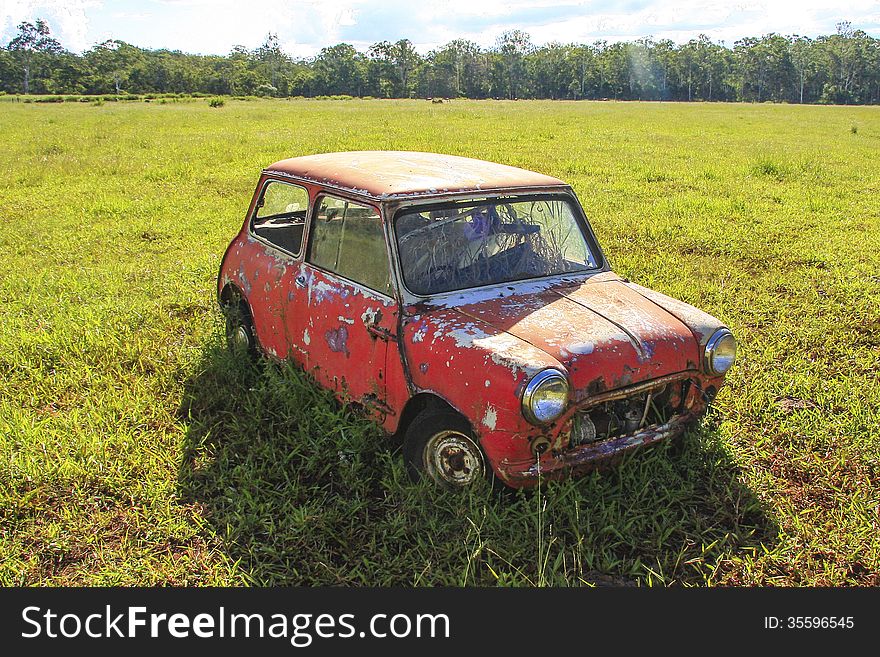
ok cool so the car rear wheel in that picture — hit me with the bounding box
[224,296,257,358]
[404,409,489,488]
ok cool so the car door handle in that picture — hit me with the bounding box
[366,323,397,341]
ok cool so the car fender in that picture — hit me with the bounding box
[400,308,563,436]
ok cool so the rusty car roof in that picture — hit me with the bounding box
[264,151,567,200]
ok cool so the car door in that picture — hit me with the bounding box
[245,177,312,362]
[302,194,398,416]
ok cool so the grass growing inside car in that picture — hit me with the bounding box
[1,98,878,586]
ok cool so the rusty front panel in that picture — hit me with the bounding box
[265,151,567,200]
[401,309,559,437]
[448,274,701,400]
[491,372,716,487]
[622,281,726,347]
[496,412,697,487]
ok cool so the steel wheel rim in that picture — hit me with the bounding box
[424,430,485,487]
[230,324,250,351]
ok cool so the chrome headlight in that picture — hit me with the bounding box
[704,329,737,375]
[522,369,570,425]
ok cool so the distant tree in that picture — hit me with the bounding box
[368,39,420,97]
[391,39,420,97]
[0,49,16,93]
[285,62,315,97]
[625,38,658,100]
[709,42,736,101]
[676,38,700,101]
[529,42,578,99]
[495,30,533,99]
[6,19,63,94]
[366,42,392,96]
[597,41,628,99]
[254,33,287,94]
[314,43,366,96]
[223,45,258,95]
[790,36,816,103]
[865,34,880,103]
[568,44,597,99]
[652,39,675,98]
[84,40,145,94]
[436,39,482,97]
[736,34,795,102]
[676,35,731,101]
[420,46,454,98]
[200,55,236,95]
[817,22,875,104]
[43,51,87,94]
[446,40,488,98]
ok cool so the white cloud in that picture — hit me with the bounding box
[1,0,100,50]
[2,0,878,55]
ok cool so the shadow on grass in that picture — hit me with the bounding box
[178,340,778,586]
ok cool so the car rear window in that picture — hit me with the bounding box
[251,180,309,256]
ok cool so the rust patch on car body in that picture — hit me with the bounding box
[325,326,350,357]
[622,281,723,348]
[500,411,698,484]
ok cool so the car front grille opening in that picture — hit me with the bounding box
[569,381,687,448]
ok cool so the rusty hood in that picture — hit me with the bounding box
[437,274,703,399]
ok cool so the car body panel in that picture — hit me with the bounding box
[300,265,397,413]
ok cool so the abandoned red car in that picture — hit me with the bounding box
[217,151,736,489]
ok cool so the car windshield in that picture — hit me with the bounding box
[395,196,600,295]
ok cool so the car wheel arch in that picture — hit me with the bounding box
[220,282,246,308]
[220,283,260,324]
[393,391,472,442]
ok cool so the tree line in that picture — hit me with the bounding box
[2,19,879,104]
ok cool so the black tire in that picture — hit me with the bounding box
[403,409,490,488]
[223,295,257,358]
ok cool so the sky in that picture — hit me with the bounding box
[1,0,879,57]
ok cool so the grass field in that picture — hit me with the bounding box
[1,98,878,586]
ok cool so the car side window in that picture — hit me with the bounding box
[251,180,309,256]
[308,195,392,296]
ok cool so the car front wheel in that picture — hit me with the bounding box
[404,409,490,488]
